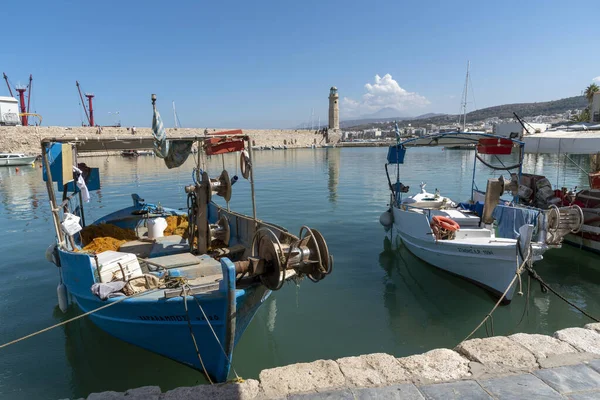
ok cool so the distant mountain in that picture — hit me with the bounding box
[413,112,446,120]
[362,107,407,119]
[343,95,587,130]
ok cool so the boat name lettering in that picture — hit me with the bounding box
[457,248,493,255]
[138,315,219,322]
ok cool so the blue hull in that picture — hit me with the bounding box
[58,246,270,383]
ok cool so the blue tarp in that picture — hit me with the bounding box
[458,201,484,217]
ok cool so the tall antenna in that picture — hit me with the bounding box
[310,107,314,130]
[318,116,321,130]
[458,60,470,132]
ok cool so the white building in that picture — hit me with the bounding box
[363,128,382,138]
[0,96,20,126]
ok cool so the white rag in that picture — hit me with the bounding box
[73,166,90,202]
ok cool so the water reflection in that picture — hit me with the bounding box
[0,163,45,221]
[325,149,340,204]
[60,306,205,398]
[0,148,598,399]
[378,237,500,346]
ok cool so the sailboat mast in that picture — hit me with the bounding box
[460,61,470,132]
[172,101,178,129]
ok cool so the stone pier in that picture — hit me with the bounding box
[0,126,327,155]
[81,323,600,399]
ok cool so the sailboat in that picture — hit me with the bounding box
[445,61,476,150]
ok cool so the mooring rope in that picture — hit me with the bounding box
[525,266,600,322]
[459,241,532,344]
[181,287,214,384]
[460,272,520,344]
[185,284,242,382]
[0,288,161,350]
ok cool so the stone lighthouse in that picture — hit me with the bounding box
[327,86,341,143]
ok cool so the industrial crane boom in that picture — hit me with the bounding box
[76,81,91,126]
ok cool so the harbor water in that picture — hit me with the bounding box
[0,147,598,399]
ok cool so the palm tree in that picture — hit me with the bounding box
[585,83,600,104]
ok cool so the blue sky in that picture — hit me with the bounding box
[2,0,599,128]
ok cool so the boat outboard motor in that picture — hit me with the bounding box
[481,176,506,225]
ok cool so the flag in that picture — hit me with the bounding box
[152,104,169,158]
[394,121,401,143]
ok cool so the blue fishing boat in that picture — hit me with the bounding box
[41,95,333,383]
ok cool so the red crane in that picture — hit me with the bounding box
[3,73,33,126]
[76,80,95,126]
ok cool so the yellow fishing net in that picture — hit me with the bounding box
[79,216,189,253]
[164,215,189,238]
[80,224,138,253]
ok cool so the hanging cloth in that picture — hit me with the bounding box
[492,205,539,239]
[73,166,90,202]
[152,102,193,168]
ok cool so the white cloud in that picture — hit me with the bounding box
[593,76,600,83]
[342,74,429,117]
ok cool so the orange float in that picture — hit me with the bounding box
[431,215,460,231]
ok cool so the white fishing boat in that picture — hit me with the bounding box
[0,153,37,166]
[380,129,583,302]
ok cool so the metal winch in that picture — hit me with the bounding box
[234,226,333,290]
[545,204,584,246]
[185,169,234,254]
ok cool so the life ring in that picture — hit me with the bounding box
[431,215,460,231]
[240,150,251,179]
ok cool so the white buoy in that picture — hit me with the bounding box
[379,209,393,231]
[57,282,68,313]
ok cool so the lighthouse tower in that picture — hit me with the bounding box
[327,86,341,143]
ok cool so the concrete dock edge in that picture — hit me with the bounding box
[80,323,600,399]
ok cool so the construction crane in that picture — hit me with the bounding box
[76,80,95,126]
[3,72,34,126]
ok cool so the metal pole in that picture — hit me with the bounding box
[470,147,478,202]
[41,142,65,244]
[516,143,524,204]
[247,137,258,225]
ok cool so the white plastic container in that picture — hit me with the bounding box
[94,251,142,283]
[148,217,168,240]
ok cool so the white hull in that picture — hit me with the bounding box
[0,156,36,166]
[390,206,522,301]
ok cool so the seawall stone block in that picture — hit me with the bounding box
[554,328,600,354]
[396,348,471,384]
[509,333,577,360]
[259,359,345,398]
[337,353,409,387]
[585,323,600,334]
[456,336,538,372]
